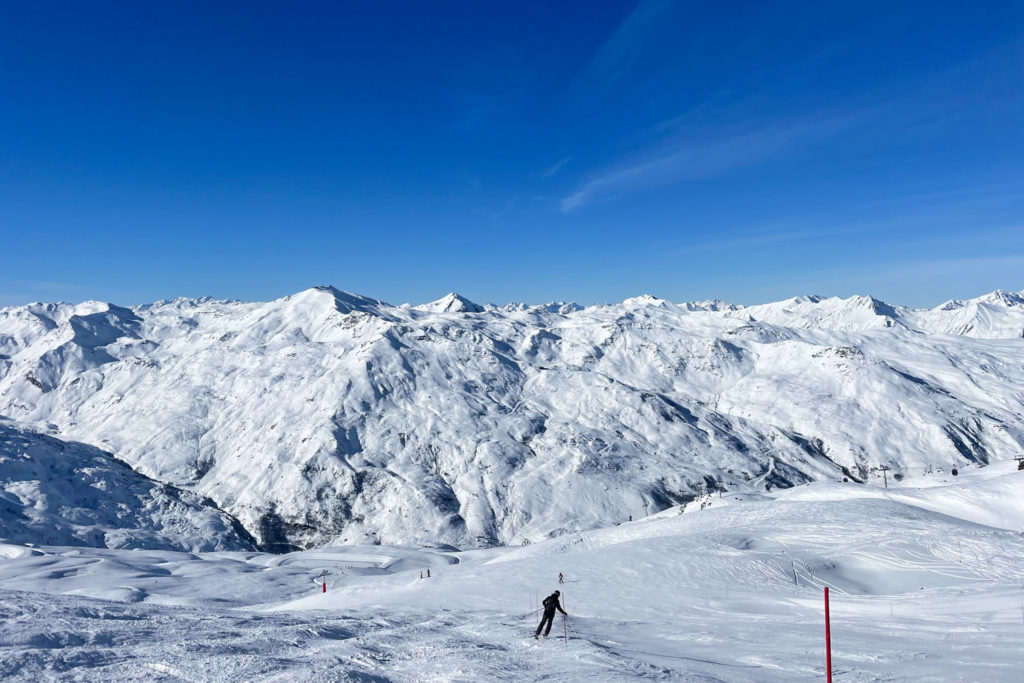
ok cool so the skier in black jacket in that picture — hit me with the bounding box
[534,590,567,638]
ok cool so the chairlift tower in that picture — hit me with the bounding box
[879,465,890,489]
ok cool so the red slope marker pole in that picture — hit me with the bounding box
[824,587,832,682]
[323,579,327,593]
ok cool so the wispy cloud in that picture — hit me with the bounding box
[863,180,1024,210]
[671,227,822,255]
[857,253,1024,277]
[540,156,571,179]
[581,0,675,88]
[671,204,1024,259]
[560,110,873,212]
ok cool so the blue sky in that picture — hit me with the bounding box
[2,1,1022,308]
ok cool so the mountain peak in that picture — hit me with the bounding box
[681,299,742,312]
[735,293,903,331]
[417,293,484,313]
[286,286,391,315]
[935,290,1024,312]
[620,294,670,308]
[977,290,1024,307]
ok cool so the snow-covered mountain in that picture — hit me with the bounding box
[1,286,1023,551]
[415,292,486,314]
[0,418,255,551]
[911,290,1024,338]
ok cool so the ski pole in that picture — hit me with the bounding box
[563,614,567,643]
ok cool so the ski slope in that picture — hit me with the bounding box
[2,463,1023,681]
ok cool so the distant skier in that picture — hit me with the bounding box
[534,590,566,639]
[558,572,564,584]
[427,569,431,578]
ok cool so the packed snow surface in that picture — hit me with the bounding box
[1,287,1024,550]
[2,464,1024,681]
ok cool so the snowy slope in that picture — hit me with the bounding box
[0,418,255,552]
[1,465,1023,681]
[1,286,1023,550]
[910,290,1024,338]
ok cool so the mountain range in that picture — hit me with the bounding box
[1,286,1022,551]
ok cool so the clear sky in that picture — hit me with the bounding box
[2,1,1022,309]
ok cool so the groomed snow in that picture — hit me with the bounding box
[2,464,1023,681]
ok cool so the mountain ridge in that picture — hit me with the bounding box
[1,286,1023,551]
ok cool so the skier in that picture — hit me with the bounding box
[558,572,564,584]
[534,590,567,639]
